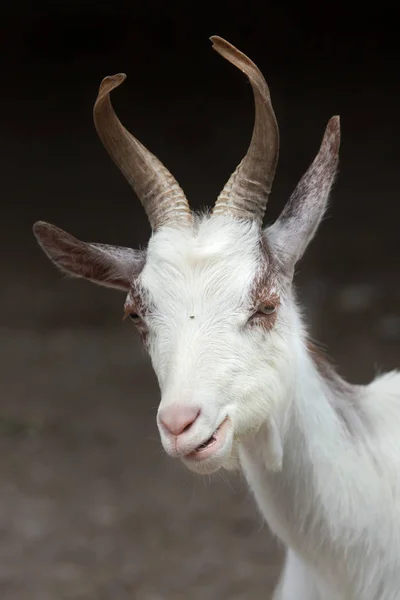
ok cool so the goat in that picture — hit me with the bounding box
[33,36,400,600]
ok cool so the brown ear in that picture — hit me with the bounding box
[33,222,145,291]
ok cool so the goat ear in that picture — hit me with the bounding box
[266,117,340,273]
[33,221,144,291]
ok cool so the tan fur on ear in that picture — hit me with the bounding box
[33,221,145,291]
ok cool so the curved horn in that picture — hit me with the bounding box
[211,37,279,225]
[93,73,192,230]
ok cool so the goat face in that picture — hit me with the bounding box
[33,36,340,475]
[130,218,292,474]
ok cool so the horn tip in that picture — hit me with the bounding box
[98,73,127,97]
[209,36,261,85]
[210,35,235,56]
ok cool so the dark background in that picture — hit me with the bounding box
[0,4,399,599]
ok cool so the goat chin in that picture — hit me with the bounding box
[186,444,241,475]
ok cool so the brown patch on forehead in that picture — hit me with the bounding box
[124,281,147,318]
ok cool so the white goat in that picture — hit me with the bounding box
[33,36,400,600]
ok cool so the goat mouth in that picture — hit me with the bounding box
[184,417,230,462]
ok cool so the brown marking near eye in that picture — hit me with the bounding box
[123,284,151,349]
[124,283,147,317]
[248,299,279,330]
[248,235,280,330]
[123,300,139,320]
[122,306,132,321]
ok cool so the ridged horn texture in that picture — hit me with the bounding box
[93,73,192,230]
[211,36,280,225]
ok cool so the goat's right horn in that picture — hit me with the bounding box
[93,73,192,231]
[211,37,280,225]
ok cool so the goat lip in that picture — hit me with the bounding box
[183,417,230,462]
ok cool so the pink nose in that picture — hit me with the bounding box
[159,404,200,436]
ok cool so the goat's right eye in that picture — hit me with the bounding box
[128,313,142,324]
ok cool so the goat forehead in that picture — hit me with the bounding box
[140,218,265,305]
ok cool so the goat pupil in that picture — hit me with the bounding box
[129,313,140,321]
[262,306,275,315]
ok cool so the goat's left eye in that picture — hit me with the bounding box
[258,305,276,315]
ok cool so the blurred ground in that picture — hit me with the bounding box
[1,8,400,599]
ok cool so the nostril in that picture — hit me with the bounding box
[159,404,201,437]
[182,421,193,433]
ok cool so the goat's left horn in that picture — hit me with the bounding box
[211,37,279,225]
[93,73,192,230]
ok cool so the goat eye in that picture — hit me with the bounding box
[128,312,142,323]
[258,305,276,316]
